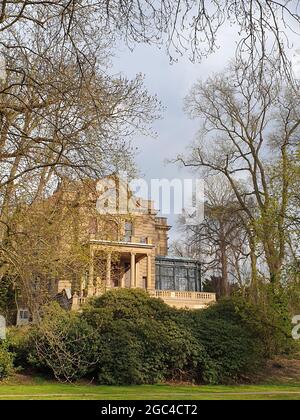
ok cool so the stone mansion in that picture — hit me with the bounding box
[17,177,216,325]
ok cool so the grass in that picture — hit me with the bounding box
[0,376,300,400]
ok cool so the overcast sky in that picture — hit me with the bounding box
[113,25,237,179]
[112,24,300,240]
[112,25,237,238]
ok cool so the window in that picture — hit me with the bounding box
[89,217,98,234]
[155,258,202,292]
[124,222,133,242]
[175,267,188,291]
[19,310,29,320]
[160,266,175,290]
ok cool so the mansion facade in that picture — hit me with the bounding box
[17,178,216,324]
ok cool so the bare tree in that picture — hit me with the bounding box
[0,20,160,288]
[178,60,300,289]
[0,1,299,74]
[32,302,100,382]
[174,176,249,296]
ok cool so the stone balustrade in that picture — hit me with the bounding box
[72,289,216,310]
[71,294,87,310]
[149,290,216,301]
[148,289,216,309]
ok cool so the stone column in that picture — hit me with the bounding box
[121,264,126,288]
[135,260,139,288]
[88,247,95,296]
[130,253,136,288]
[71,293,79,311]
[147,254,152,290]
[106,253,112,290]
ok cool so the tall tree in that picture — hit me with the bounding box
[0,21,160,286]
[173,176,249,296]
[178,60,300,289]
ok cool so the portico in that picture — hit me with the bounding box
[86,238,155,296]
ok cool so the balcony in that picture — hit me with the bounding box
[90,234,152,246]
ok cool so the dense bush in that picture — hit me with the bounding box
[233,289,297,357]
[10,289,296,385]
[180,299,265,383]
[0,342,14,380]
[92,317,211,385]
[23,290,213,384]
[83,288,179,323]
[82,289,212,385]
[7,326,32,369]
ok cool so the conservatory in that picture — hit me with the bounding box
[155,256,202,292]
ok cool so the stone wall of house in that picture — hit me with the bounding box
[54,180,171,295]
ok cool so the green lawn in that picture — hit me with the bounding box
[0,377,300,400]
